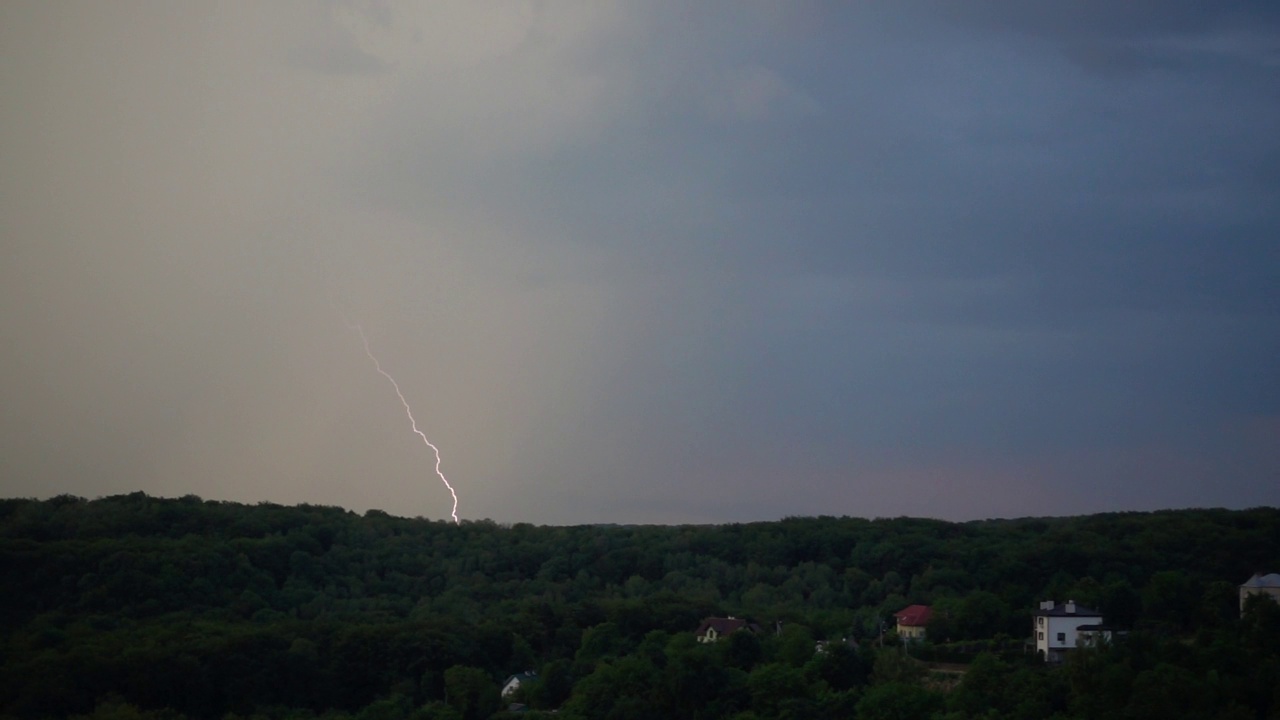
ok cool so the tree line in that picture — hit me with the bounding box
[1,493,1277,719]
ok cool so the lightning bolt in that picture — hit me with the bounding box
[343,315,460,525]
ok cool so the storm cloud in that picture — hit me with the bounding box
[2,2,1277,523]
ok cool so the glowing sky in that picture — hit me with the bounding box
[2,2,1278,524]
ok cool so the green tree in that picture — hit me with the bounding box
[526,659,572,710]
[1125,663,1211,720]
[357,694,412,720]
[509,634,537,672]
[1141,571,1197,632]
[572,622,624,676]
[776,624,816,667]
[442,666,498,720]
[870,650,923,685]
[747,663,808,718]
[69,695,180,720]
[561,661,623,719]
[855,682,943,720]
[1099,579,1141,629]
[411,702,461,720]
[805,643,867,692]
[946,653,1008,717]
[723,628,764,670]
[955,591,1010,640]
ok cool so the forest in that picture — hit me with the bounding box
[2,493,1279,720]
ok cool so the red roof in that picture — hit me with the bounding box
[894,604,933,627]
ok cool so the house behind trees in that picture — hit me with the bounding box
[694,616,759,643]
[1239,573,1280,614]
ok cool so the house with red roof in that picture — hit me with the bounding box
[894,604,933,641]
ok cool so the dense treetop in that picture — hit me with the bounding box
[2,494,1278,719]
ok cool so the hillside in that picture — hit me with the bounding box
[3,494,1278,719]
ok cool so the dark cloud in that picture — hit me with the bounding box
[927,0,1280,76]
[3,2,1278,522]
[933,1,1280,40]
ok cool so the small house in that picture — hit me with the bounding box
[1239,573,1280,614]
[893,604,933,641]
[694,616,759,643]
[1033,600,1107,663]
[501,671,537,698]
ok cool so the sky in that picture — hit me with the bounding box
[2,1,1278,525]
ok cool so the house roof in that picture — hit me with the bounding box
[1034,601,1102,618]
[1241,573,1280,588]
[894,604,933,627]
[502,672,537,688]
[695,617,750,636]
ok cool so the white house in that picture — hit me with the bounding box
[501,671,537,698]
[1239,573,1280,614]
[1033,600,1108,663]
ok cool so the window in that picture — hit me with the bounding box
[1057,632,1066,643]
[1037,617,1044,627]
[1037,631,1044,640]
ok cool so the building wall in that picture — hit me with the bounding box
[897,623,926,640]
[1240,586,1280,613]
[1077,629,1112,648]
[1035,615,1101,660]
